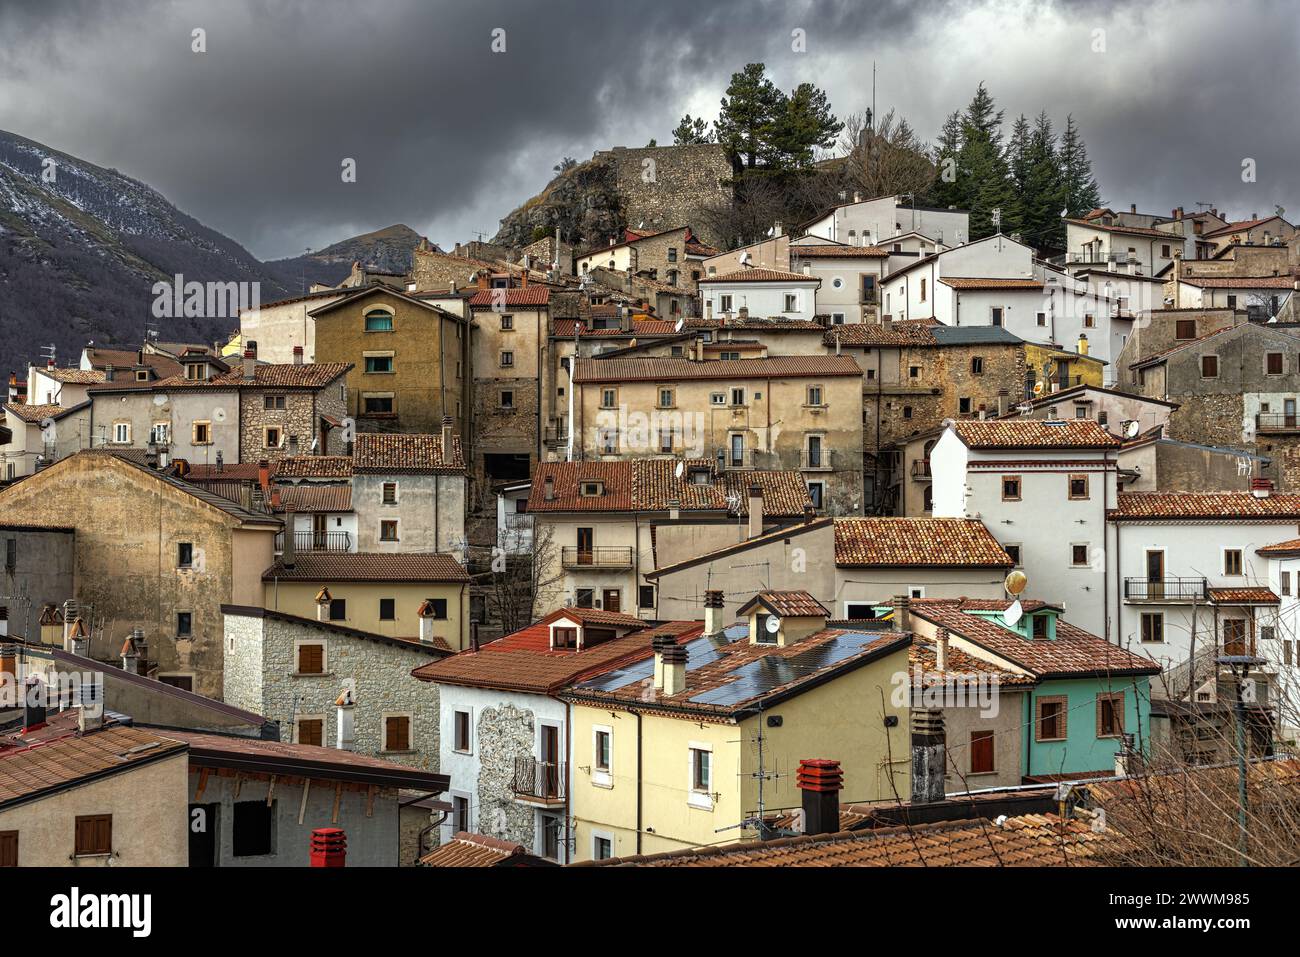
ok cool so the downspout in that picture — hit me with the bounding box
[1024,690,1032,779]
[434,474,441,554]
[636,711,643,854]
[1103,451,1111,643]
[564,700,573,864]
[537,309,544,462]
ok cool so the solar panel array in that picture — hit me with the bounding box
[687,631,888,708]
[576,627,743,693]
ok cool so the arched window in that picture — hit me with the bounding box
[364,309,394,332]
[923,486,933,512]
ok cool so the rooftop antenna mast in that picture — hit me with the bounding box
[40,343,57,368]
[302,247,311,295]
[717,701,785,840]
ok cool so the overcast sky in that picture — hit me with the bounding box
[1,0,1296,260]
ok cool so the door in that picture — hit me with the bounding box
[602,589,621,613]
[1286,399,1296,429]
[312,513,328,549]
[1145,550,1164,599]
[188,803,219,867]
[1223,618,1248,656]
[576,528,594,565]
[730,434,744,467]
[541,725,560,798]
[807,435,822,469]
[991,307,1003,327]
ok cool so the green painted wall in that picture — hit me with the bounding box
[1024,676,1150,777]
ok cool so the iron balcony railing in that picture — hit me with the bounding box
[512,757,566,804]
[1123,577,1210,601]
[1256,413,1300,432]
[276,530,352,552]
[561,546,633,569]
[911,459,932,479]
[716,447,755,470]
[800,448,835,471]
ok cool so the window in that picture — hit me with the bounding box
[296,717,323,746]
[1004,544,1022,566]
[1036,312,1047,327]
[580,481,604,497]
[1084,313,1096,328]
[1201,355,1219,378]
[1260,625,1276,641]
[113,422,131,444]
[1071,544,1090,566]
[1032,614,1049,639]
[690,747,712,794]
[364,356,393,374]
[264,426,282,449]
[176,612,192,638]
[1227,295,1238,309]
[297,643,325,674]
[452,796,469,833]
[806,385,824,406]
[970,357,984,375]
[959,397,972,414]
[427,599,448,619]
[0,831,16,867]
[553,627,578,649]
[919,277,927,302]
[500,350,514,368]
[909,365,921,378]
[363,395,394,414]
[1035,697,1067,742]
[384,715,411,752]
[600,388,618,409]
[1097,693,1125,738]
[730,387,746,406]
[1002,476,1021,501]
[74,815,112,857]
[710,391,726,406]
[784,293,798,313]
[1141,612,1164,644]
[1068,475,1089,500]
[658,388,675,408]
[991,307,1003,327]
[1266,352,1284,375]
[379,598,396,621]
[902,405,912,419]
[1175,319,1196,340]
[1224,549,1243,576]
[594,836,613,860]
[454,711,471,753]
[720,294,733,312]
[500,314,514,330]
[150,422,170,444]
[595,729,611,772]
[382,482,398,504]
[232,801,275,857]
[1161,244,1171,258]
[667,247,678,262]
[970,731,995,774]
[1282,571,1291,596]
[177,542,193,568]
[807,481,824,510]
[329,598,347,621]
[264,395,286,410]
[639,585,656,609]
[380,520,399,542]
[364,309,394,332]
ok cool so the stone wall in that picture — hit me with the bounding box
[475,701,536,848]
[595,145,733,249]
[238,379,347,462]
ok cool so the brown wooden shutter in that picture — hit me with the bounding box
[298,644,324,674]
[0,831,17,867]
[386,716,409,751]
[75,815,112,856]
[970,731,995,774]
[298,719,323,746]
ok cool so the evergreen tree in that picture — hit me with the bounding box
[1059,114,1102,219]
[955,83,1014,239]
[672,114,713,145]
[1006,114,1033,235]
[1022,112,1066,251]
[771,82,843,170]
[930,110,964,210]
[714,63,785,171]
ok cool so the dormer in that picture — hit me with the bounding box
[969,605,1059,641]
[547,612,637,651]
[736,591,829,647]
[579,479,604,498]
[182,350,212,381]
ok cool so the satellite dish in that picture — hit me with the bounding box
[310,437,319,452]
[213,408,227,423]
[1002,599,1023,627]
[674,461,684,479]
[1124,420,1140,438]
[1004,570,1027,595]
[153,394,167,407]
[674,318,684,332]
[738,251,751,266]
[765,615,782,634]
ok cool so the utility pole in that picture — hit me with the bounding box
[1218,654,1264,867]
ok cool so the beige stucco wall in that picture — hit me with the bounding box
[261,579,468,649]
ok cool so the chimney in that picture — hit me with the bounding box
[773,221,783,237]
[797,758,843,835]
[997,389,1009,417]
[543,474,555,501]
[46,357,55,371]
[418,599,439,645]
[315,587,332,621]
[703,589,725,636]
[22,676,47,732]
[476,270,490,291]
[1173,206,1184,220]
[853,191,862,203]
[270,486,282,509]
[935,626,949,673]
[803,502,816,522]
[893,593,911,631]
[309,828,347,868]
[336,685,356,750]
[282,506,297,569]
[658,638,688,696]
[0,644,16,686]
[67,618,90,657]
[104,364,115,382]
[1077,333,1089,356]
[441,415,454,455]
[520,268,529,288]
[910,709,946,804]
[747,485,764,539]
[243,349,256,381]
[258,458,271,493]
[292,345,303,366]
[120,628,142,673]
[1129,203,1137,214]
[1251,477,1274,498]
[667,498,680,521]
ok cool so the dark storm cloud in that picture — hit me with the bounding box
[0,0,1296,258]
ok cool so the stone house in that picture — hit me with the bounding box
[576,227,714,289]
[260,552,471,652]
[221,604,449,766]
[0,450,280,698]
[1114,308,1239,383]
[570,354,865,514]
[309,284,470,437]
[999,384,1178,438]
[527,458,814,617]
[352,428,467,559]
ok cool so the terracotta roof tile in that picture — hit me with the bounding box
[700,267,820,284]
[276,485,352,513]
[951,419,1121,449]
[1176,275,1298,288]
[1110,492,1300,521]
[468,287,551,307]
[353,432,465,473]
[1257,537,1300,556]
[420,832,535,866]
[1207,587,1280,605]
[834,518,1013,567]
[737,590,829,618]
[790,244,889,258]
[0,726,188,807]
[552,319,679,338]
[939,277,1044,290]
[573,355,861,383]
[38,368,107,383]
[823,319,940,346]
[2,403,71,423]
[262,552,468,583]
[1065,217,1180,239]
[273,456,354,478]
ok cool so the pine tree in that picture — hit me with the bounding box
[771,82,843,170]
[1022,112,1066,251]
[1059,114,1102,219]
[956,83,1014,239]
[1006,114,1033,235]
[715,63,786,171]
[930,110,964,210]
[672,114,713,145]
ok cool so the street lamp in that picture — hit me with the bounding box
[1216,654,1265,867]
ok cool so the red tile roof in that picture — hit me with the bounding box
[573,355,861,383]
[271,456,354,479]
[1175,275,1297,288]
[1064,218,1180,239]
[353,432,465,473]
[2,403,70,424]
[790,244,889,258]
[276,485,352,513]
[907,599,1159,679]
[468,287,551,307]
[420,832,539,866]
[551,319,680,338]
[834,518,1013,567]
[0,725,188,807]
[939,277,1044,290]
[737,590,829,618]
[262,552,469,583]
[1208,587,1280,605]
[1109,492,1300,521]
[823,319,942,346]
[950,419,1121,449]
[1256,537,1300,556]
[700,267,820,284]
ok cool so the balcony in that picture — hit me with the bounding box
[800,448,835,471]
[561,546,633,569]
[716,447,754,471]
[1255,412,1300,434]
[275,530,352,553]
[1123,577,1209,602]
[911,459,932,480]
[512,757,566,806]
[543,423,569,448]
